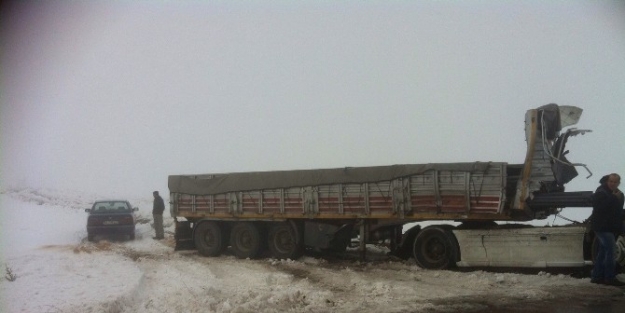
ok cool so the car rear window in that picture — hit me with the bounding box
[92,201,130,212]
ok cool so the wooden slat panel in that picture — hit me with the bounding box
[241,191,260,214]
[194,195,212,213]
[262,189,282,214]
[318,185,341,213]
[283,187,303,214]
[213,194,229,214]
[368,182,393,215]
[343,183,365,214]
[176,193,193,213]
[409,166,504,214]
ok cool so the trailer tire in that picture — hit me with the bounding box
[268,222,303,260]
[230,222,263,259]
[413,227,458,269]
[194,221,225,257]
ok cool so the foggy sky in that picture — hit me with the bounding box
[1,0,624,218]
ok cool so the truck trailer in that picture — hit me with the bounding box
[169,104,625,270]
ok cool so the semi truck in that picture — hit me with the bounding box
[169,104,625,270]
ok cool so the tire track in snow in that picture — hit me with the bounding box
[64,240,624,313]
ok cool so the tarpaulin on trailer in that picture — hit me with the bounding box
[168,162,508,195]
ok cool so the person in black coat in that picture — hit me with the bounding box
[152,191,165,240]
[590,173,625,286]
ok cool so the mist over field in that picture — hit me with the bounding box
[1,2,625,312]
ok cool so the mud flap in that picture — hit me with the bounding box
[175,220,196,251]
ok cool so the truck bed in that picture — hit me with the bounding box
[169,162,523,221]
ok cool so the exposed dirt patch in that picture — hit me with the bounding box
[41,238,175,263]
[269,263,321,284]
[40,241,114,254]
[439,288,625,313]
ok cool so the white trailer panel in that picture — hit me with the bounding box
[454,226,587,268]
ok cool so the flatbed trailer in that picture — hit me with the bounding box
[169,104,625,269]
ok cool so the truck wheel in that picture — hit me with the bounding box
[615,235,625,270]
[195,221,225,257]
[413,227,458,269]
[592,235,624,273]
[268,222,303,260]
[230,222,263,259]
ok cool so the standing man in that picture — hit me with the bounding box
[590,173,625,286]
[153,191,165,240]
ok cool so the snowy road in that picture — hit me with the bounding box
[1,189,624,312]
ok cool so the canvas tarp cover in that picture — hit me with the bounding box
[168,162,506,195]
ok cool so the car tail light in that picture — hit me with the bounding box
[88,217,101,226]
[120,216,134,224]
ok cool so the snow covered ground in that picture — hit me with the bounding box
[1,188,624,313]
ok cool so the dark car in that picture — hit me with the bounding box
[85,200,138,241]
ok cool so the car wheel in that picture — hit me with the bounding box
[129,232,135,240]
[87,234,95,242]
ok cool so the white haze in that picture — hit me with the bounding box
[1,1,624,224]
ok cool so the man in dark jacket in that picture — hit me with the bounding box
[153,191,165,240]
[590,173,625,286]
